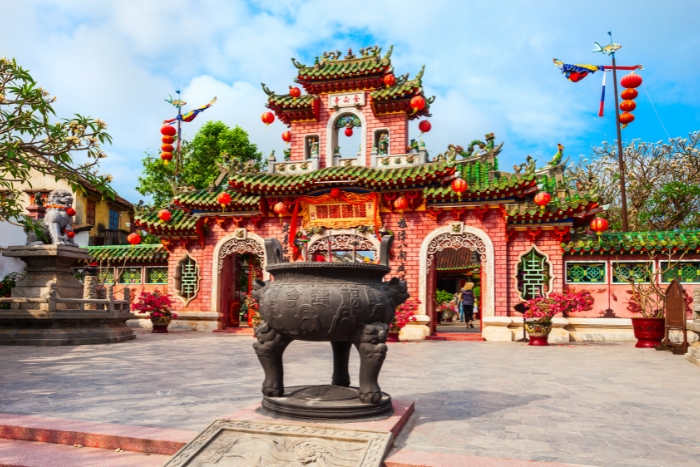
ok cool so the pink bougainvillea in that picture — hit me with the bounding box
[391,298,420,333]
[523,290,594,320]
[132,290,173,317]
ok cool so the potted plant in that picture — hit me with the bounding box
[620,255,689,348]
[132,290,176,334]
[389,298,419,342]
[437,301,457,322]
[523,290,593,346]
[435,289,454,323]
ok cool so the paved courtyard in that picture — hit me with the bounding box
[1,332,699,467]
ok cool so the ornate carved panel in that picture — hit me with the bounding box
[307,234,378,257]
[217,237,265,272]
[425,232,488,273]
[174,252,201,307]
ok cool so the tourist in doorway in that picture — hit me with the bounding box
[455,292,464,322]
[460,282,475,328]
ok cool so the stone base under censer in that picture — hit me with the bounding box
[261,385,393,422]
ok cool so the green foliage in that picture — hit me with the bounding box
[136,121,262,208]
[0,57,114,225]
[0,272,23,309]
[473,285,481,299]
[436,289,455,305]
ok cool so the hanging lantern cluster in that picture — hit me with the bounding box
[330,188,342,198]
[261,111,275,127]
[127,232,142,246]
[533,192,552,213]
[160,125,177,164]
[344,126,353,137]
[282,131,292,145]
[410,95,425,114]
[451,176,468,201]
[619,72,642,128]
[590,217,609,244]
[273,201,288,223]
[418,120,431,134]
[289,86,301,99]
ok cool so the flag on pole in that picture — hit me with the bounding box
[598,71,606,117]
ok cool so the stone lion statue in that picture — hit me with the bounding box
[26,189,77,246]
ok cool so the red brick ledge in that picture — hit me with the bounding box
[0,413,195,455]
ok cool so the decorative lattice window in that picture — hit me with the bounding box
[98,268,115,284]
[612,262,653,283]
[660,261,700,283]
[119,267,142,284]
[566,262,606,284]
[516,247,552,301]
[174,253,201,306]
[146,267,168,284]
[72,268,86,283]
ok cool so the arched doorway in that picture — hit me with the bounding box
[325,107,367,167]
[305,230,379,263]
[419,223,495,334]
[211,230,267,329]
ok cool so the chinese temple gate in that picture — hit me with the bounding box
[133,46,700,341]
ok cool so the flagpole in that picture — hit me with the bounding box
[609,32,629,232]
[175,90,182,182]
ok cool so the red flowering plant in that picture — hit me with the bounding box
[523,290,593,322]
[131,290,176,320]
[391,298,419,333]
[437,301,458,320]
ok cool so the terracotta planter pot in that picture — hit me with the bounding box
[386,332,400,343]
[525,320,552,346]
[631,317,665,348]
[150,314,172,334]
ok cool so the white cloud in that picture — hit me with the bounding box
[3,0,699,202]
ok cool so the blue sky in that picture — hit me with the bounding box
[4,0,700,203]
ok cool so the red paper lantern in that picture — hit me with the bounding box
[273,201,287,217]
[619,100,636,112]
[620,112,635,125]
[261,111,275,126]
[158,209,172,222]
[621,88,638,100]
[217,192,231,206]
[330,188,342,198]
[160,125,176,136]
[66,230,75,238]
[590,217,609,234]
[161,143,174,153]
[451,177,468,200]
[590,217,609,243]
[289,86,301,99]
[160,152,173,164]
[410,95,426,113]
[418,120,432,134]
[282,131,292,143]
[621,72,642,89]
[344,127,353,137]
[534,192,551,212]
[65,207,76,217]
[161,135,175,144]
[393,196,408,212]
[383,74,396,87]
[127,233,141,246]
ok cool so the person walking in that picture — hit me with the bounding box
[460,282,475,329]
[455,292,464,322]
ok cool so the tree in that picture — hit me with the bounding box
[0,57,114,226]
[568,132,700,232]
[136,121,261,208]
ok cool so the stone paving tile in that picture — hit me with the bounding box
[2,333,700,467]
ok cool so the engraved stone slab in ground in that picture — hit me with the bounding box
[164,419,392,467]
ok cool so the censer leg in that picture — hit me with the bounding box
[331,341,352,387]
[253,322,291,397]
[353,323,388,405]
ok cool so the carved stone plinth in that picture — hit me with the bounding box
[0,245,135,346]
[164,419,392,467]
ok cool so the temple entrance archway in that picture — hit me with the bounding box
[325,107,367,167]
[211,231,267,328]
[305,230,380,263]
[419,223,495,332]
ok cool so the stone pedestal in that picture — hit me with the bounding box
[0,244,135,346]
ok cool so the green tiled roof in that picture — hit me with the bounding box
[174,186,260,211]
[84,244,168,263]
[134,208,198,235]
[227,162,459,195]
[562,230,700,254]
[297,56,391,81]
[425,173,535,202]
[267,93,318,109]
